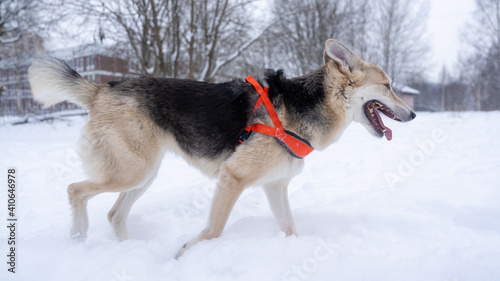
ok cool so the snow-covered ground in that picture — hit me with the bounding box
[1,111,499,281]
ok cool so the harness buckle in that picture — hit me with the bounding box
[239,130,252,143]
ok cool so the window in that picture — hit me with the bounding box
[87,56,95,71]
[75,57,84,72]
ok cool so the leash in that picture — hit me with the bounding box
[239,75,314,159]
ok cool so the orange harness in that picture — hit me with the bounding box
[239,75,314,159]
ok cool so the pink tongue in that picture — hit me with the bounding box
[384,127,392,141]
[372,105,393,141]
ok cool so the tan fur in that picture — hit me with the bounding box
[28,57,98,108]
[314,62,350,149]
[69,82,302,245]
[79,87,164,185]
[175,134,303,257]
[29,39,414,258]
[69,87,168,239]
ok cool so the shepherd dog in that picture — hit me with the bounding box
[28,39,416,258]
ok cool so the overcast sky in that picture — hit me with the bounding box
[427,0,476,81]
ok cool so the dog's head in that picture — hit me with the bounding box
[323,39,416,141]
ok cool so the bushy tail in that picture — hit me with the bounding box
[28,57,97,109]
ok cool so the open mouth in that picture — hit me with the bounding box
[364,100,403,141]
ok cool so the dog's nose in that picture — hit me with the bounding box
[410,110,416,120]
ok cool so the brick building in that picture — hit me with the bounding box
[54,44,138,84]
[1,44,138,116]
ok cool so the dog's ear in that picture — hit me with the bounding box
[324,39,361,74]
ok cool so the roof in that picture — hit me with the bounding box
[0,44,118,69]
[47,44,115,60]
[392,82,420,95]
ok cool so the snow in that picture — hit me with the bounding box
[1,111,499,281]
[400,85,420,95]
[392,82,420,95]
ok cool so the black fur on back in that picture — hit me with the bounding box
[108,69,326,159]
[110,77,258,159]
[264,69,326,114]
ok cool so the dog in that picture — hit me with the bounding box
[28,39,415,258]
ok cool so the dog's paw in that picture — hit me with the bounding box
[70,230,87,242]
[174,243,188,260]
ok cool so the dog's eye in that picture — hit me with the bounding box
[384,83,391,90]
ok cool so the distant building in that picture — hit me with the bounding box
[0,43,139,116]
[51,44,139,84]
[393,83,419,110]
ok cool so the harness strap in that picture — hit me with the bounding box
[240,75,314,159]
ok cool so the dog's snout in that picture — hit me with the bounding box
[410,110,416,120]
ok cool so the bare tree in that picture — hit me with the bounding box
[194,0,268,82]
[457,0,500,111]
[465,0,500,52]
[68,0,271,81]
[371,0,431,84]
[241,0,377,77]
[264,0,349,76]
[1,0,53,115]
[70,0,180,77]
[439,65,448,111]
[343,0,373,60]
[0,0,37,45]
[0,0,59,51]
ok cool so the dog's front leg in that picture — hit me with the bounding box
[175,165,246,259]
[263,178,298,237]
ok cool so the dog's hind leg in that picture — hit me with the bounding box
[68,181,96,240]
[68,135,161,241]
[263,178,298,237]
[108,167,160,240]
[67,180,127,240]
[68,175,156,241]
